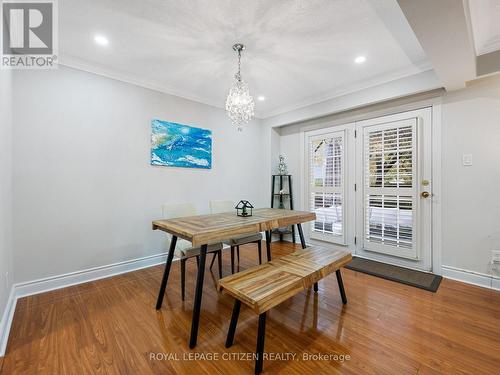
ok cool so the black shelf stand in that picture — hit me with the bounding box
[271,174,296,243]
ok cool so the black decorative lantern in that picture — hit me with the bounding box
[235,200,254,217]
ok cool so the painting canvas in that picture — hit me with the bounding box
[151,119,212,169]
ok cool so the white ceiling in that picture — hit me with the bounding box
[60,0,431,118]
[468,0,500,56]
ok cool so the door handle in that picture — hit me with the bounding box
[421,191,430,198]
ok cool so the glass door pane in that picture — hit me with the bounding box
[308,130,345,244]
[363,119,418,259]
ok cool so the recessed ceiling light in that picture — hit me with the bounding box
[354,56,366,64]
[257,96,266,101]
[94,35,109,46]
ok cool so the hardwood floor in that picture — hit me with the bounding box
[2,242,500,374]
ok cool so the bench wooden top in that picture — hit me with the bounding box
[152,208,316,247]
[218,246,352,314]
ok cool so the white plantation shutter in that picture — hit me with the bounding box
[363,119,418,258]
[308,130,345,244]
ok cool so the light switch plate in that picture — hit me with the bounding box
[462,154,472,166]
[492,250,500,264]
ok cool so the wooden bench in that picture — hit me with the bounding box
[218,246,352,374]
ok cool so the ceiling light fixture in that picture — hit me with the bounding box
[354,55,366,64]
[225,43,255,131]
[257,96,266,101]
[94,35,109,46]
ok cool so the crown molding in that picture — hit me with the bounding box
[58,55,433,121]
[260,61,432,118]
[58,54,253,116]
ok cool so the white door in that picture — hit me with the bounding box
[306,126,350,245]
[355,108,433,271]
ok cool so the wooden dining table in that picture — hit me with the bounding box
[152,208,316,348]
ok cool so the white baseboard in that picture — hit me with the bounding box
[0,251,172,357]
[0,286,16,356]
[442,265,500,291]
[14,252,170,298]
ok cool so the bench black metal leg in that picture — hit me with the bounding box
[257,240,262,264]
[180,258,186,301]
[297,224,318,292]
[265,231,272,261]
[231,246,235,274]
[255,312,267,375]
[156,236,177,310]
[225,299,241,348]
[336,269,347,304]
[209,252,217,270]
[217,250,223,280]
[189,244,207,349]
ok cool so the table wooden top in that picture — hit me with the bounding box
[219,246,352,314]
[152,208,316,247]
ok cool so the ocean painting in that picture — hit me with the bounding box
[151,119,212,169]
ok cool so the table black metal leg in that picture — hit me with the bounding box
[297,223,306,248]
[209,252,217,270]
[217,250,223,280]
[180,258,186,301]
[156,236,177,310]
[257,240,262,264]
[225,299,241,348]
[189,244,208,348]
[255,312,267,375]
[291,224,296,243]
[265,231,272,261]
[231,246,235,274]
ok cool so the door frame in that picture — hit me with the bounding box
[299,98,442,274]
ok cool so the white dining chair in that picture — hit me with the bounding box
[162,203,223,301]
[209,200,263,273]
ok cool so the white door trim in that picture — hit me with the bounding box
[431,102,442,275]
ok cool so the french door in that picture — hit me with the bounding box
[355,108,432,271]
[305,108,433,271]
[306,127,348,244]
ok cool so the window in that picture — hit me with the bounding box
[362,120,417,258]
[308,130,345,244]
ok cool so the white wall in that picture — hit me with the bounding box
[441,76,500,275]
[0,69,14,353]
[12,66,267,283]
[278,126,302,209]
[276,76,500,279]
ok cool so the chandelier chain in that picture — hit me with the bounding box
[237,49,242,81]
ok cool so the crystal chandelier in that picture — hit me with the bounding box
[225,43,255,131]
